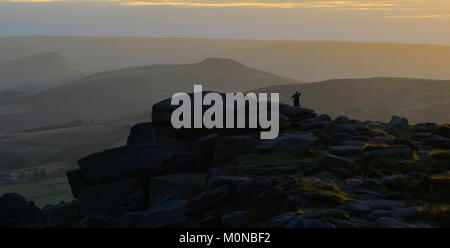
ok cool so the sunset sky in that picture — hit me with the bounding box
[1,0,449,44]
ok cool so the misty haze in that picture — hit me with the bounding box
[1,0,450,230]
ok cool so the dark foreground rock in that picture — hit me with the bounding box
[2,93,449,228]
[78,145,173,184]
[0,193,40,228]
[78,179,142,215]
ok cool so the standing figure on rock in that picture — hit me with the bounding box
[291,91,302,107]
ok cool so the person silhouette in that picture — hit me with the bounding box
[291,91,301,107]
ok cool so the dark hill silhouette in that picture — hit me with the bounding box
[0,58,299,133]
[1,36,450,82]
[254,77,450,123]
[0,52,90,92]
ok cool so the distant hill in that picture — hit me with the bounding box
[1,36,450,82]
[0,52,90,92]
[254,77,450,123]
[0,58,299,133]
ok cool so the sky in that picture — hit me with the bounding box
[0,0,449,45]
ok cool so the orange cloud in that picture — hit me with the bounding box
[119,1,396,9]
[9,0,64,2]
[121,1,298,8]
[383,14,445,19]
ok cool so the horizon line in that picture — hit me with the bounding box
[1,34,450,47]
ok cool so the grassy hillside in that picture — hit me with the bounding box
[0,52,90,92]
[1,36,450,82]
[0,177,72,208]
[0,58,299,133]
[0,122,130,172]
[255,77,450,123]
[0,113,148,207]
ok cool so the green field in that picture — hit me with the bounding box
[0,177,73,207]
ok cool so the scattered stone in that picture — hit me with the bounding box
[368,210,393,220]
[415,223,433,228]
[261,166,299,176]
[31,201,81,228]
[325,124,357,136]
[381,175,403,191]
[343,178,365,190]
[78,214,111,228]
[279,113,292,129]
[348,136,371,141]
[369,137,412,146]
[412,132,432,140]
[412,123,438,133]
[148,173,208,205]
[351,124,372,136]
[387,115,411,139]
[348,200,372,213]
[434,124,450,138]
[350,217,369,227]
[0,193,40,228]
[372,200,406,211]
[305,219,335,228]
[309,171,336,180]
[302,209,348,220]
[424,136,450,149]
[363,146,413,160]
[330,219,359,228]
[286,217,307,228]
[394,207,420,220]
[185,185,229,215]
[283,191,310,210]
[331,132,354,142]
[147,196,187,216]
[428,150,450,161]
[199,216,216,226]
[113,210,183,228]
[209,176,252,191]
[373,217,416,228]
[266,213,296,228]
[329,145,363,157]
[313,114,332,123]
[221,211,250,228]
[236,177,273,199]
[333,116,350,124]
[317,154,355,178]
[278,104,316,121]
[273,132,318,152]
[365,121,387,130]
[340,140,366,146]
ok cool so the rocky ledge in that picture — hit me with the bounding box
[1,93,450,228]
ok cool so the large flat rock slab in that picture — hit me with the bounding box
[78,144,173,184]
[78,179,141,215]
